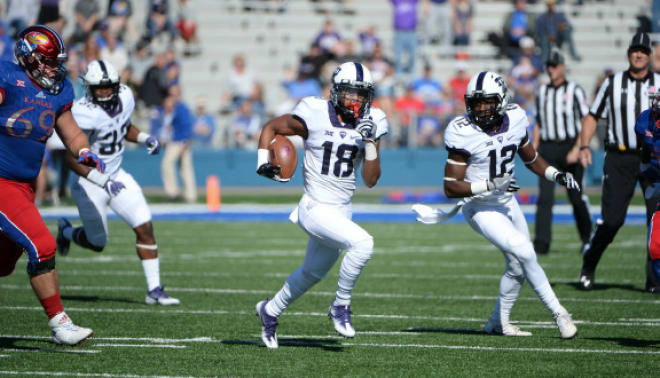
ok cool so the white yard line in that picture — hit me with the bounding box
[0,348,99,354]
[92,344,186,349]
[2,283,658,305]
[1,307,659,328]
[0,371,192,378]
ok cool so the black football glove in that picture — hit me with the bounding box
[257,163,289,182]
[556,172,580,192]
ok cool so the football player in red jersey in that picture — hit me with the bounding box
[0,25,104,345]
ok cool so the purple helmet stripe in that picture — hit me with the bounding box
[354,62,363,82]
[97,60,109,80]
[475,71,487,91]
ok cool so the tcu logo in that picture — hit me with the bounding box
[494,76,505,88]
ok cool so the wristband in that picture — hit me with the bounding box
[579,145,590,151]
[257,148,270,169]
[78,147,90,157]
[364,141,378,161]
[137,132,150,144]
[470,180,489,195]
[86,169,109,188]
[544,166,560,182]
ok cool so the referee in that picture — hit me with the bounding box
[578,32,660,292]
[533,49,592,255]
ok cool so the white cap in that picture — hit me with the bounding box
[520,36,535,49]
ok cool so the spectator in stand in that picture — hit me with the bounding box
[145,0,177,45]
[367,42,396,124]
[0,20,14,62]
[164,49,181,87]
[514,36,544,75]
[71,0,101,45]
[452,0,473,46]
[411,64,444,106]
[498,0,536,59]
[192,97,216,146]
[151,91,197,203]
[128,38,153,89]
[106,0,135,43]
[221,54,262,112]
[38,0,65,34]
[447,60,470,113]
[394,84,425,146]
[358,24,381,59]
[391,0,419,77]
[80,34,101,71]
[177,0,201,56]
[6,0,39,39]
[66,49,85,100]
[536,0,581,61]
[231,99,263,149]
[653,43,660,73]
[422,0,452,55]
[100,30,129,74]
[508,55,538,111]
[282,67,323,100]
[313,19,342,56]
[299,43,331,84]
[139,50,170,109]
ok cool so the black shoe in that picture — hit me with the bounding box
[578,270,594,291]
[534,241,549,255]
[647,286,660,294]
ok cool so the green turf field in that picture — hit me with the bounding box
[1,220,658,377]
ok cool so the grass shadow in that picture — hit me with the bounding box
[0,336,91,354]
[222,338,343,351]
[565,282,645,293]
[586,337,660,349]
[403,327,484,336]
[61,294,143,305]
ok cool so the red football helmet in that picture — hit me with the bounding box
[14,25,67,94]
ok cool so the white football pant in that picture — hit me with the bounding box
[70,168,152,248]
[462,196,563,324]
[267,195,374,317]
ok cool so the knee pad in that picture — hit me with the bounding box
[27,257,56,277]
[73,228,105,252]
[348,236,374,256]
[505,234,536,265]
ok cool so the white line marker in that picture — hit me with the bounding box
[0,348,99,355]
[0,371,192,378]
[93,344,186,349]
[2,284,658,305]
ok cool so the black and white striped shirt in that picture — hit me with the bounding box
[535,81,589,142]
[590,70,660,151]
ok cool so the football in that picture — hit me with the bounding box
[268,135,297,180]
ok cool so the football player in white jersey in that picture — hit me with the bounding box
[415,72,579,338]
[253,62,388,348]
[55,60,180,306]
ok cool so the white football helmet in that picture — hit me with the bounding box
[82,59,120,112]
[330,61,375,121]
[464,71,509,130]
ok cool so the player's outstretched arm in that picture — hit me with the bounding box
[125,125,161,155]
[520,139,581,192]
[256,114,307,181]
[55,110,105,172]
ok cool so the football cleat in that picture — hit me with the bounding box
[56,218,72,256]
[554,310,578,339]
[329,303,356,338]
[48,312,93,345]
[578,271,594,291]
[145,286,180,306]
[483,318,532,336]
[255,298,279,349]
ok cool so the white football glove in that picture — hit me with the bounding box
[412,200,466,224]
[356,118,377,142]
[487,172,514,192]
